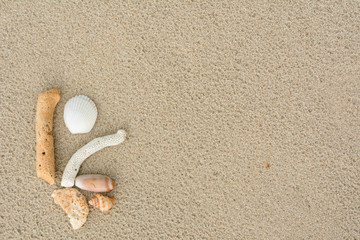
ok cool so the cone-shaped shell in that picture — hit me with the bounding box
[89,193,115,212]
[75,174,114,192]
[64,95,97,134]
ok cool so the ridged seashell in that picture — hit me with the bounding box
[75,174,114,192]
[89,193,115,212]
[64,95,97,134]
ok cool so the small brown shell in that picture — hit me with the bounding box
[89,193,115,212]
[75,174,114,192]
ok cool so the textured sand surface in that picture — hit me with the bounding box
[1,1,359,239]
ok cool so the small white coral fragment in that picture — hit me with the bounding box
[61,130,126,187]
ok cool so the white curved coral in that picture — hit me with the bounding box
[61,130,126,187]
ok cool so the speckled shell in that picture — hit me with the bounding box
[89,193,115,212]
[64,95,97,134]
[75,174,114,192]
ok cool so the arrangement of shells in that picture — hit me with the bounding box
[49,93,120,229]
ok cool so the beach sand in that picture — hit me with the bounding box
[1,1,359,239]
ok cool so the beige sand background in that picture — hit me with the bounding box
[1,1,359,239]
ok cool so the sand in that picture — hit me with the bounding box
[0,1,359,239]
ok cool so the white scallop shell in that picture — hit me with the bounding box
[64,95,97,134]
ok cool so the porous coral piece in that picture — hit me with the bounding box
[52,188,89,230]
[61,130,126,187]
[36,88,60,184]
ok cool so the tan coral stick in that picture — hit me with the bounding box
[36,88,60,184]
